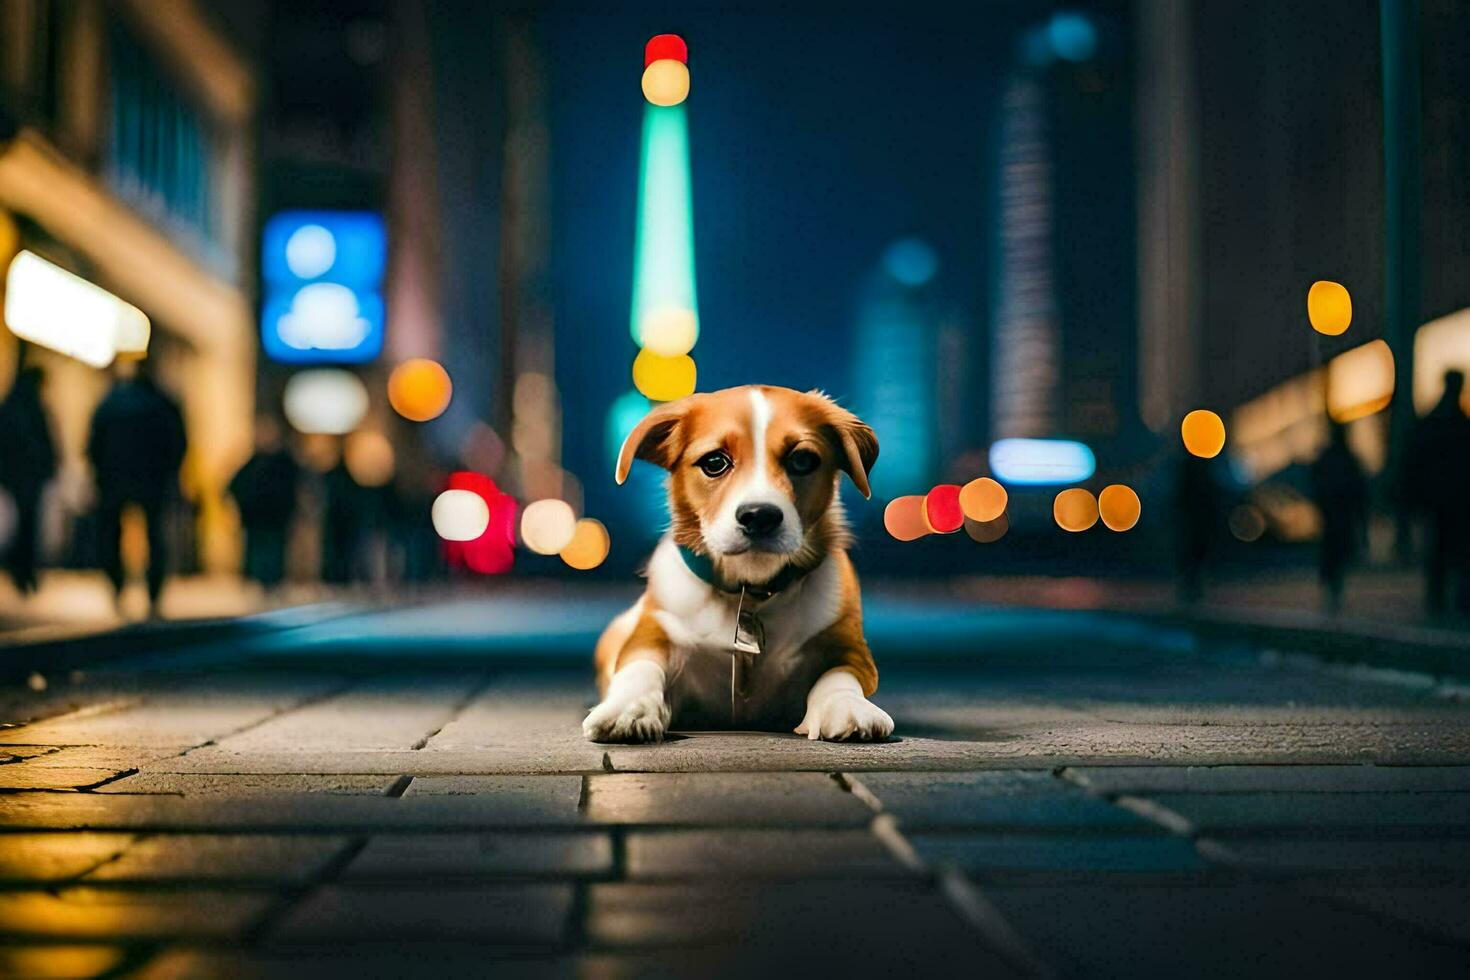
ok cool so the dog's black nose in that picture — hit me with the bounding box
[736,503,784,536]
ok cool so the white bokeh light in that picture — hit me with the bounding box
[282,369,369,435]
[432,489,491,541]
[285,223,337,278]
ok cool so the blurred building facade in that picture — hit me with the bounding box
[0,0,259,571]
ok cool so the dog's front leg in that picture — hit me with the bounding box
[583,657,670,743]
[796,667,894,742]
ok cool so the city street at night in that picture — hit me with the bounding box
[1,588,1469,977]
[5,0,1470,976]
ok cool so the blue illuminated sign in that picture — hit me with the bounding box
[989,438,1097,485]
[261,210,386,364]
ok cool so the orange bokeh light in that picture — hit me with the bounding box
[959,477,1007,524]
[883,496,930,541]
[1098,484,1141,532]
[560,518,611,570]
[1054,488,1099,532]
[388,358,453,422]
[1307,280,1352,336]
[1181,409,1226,458]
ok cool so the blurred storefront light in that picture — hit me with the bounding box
[261,210,386,364]
[1307,280,1353,336]
[282,369,369,435]
[3,250,149,368]
[1413,307,1470,415]
[388,358,453,422]
[988,438,1096,485]
[1326,339,1394,423]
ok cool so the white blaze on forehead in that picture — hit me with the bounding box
[748,388,772,489]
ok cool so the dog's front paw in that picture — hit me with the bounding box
[796,693,894,742]
[583,692,670,743]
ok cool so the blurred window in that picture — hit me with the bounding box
[105,23,215,254]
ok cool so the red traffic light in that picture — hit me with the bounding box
[644,34,688,67]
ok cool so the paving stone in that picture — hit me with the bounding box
[84,834,352,884]
[0,676,345,749]
[0,745,62,763]
[985,883,1470,978]
[910,833,1207,876]
[850,772,1151,830]
[1131,792,1470,835]
[14,746,183,771]
[1314,885,1470,945]
[585,881,1018,974]
[0,833,134,881]
[208,673,483,753]
[584,773,872,826]
[268,883,573,943]
[344,832,612,879]
[1199,838,1470,875]
[1066,765,1470,795]
[0,786,587,831]
[0,946,126,979]
[419,674,608,773]
[95,773,399,795]
[0,888,272,941]
[625,829,909,878]
[0,765,120,790]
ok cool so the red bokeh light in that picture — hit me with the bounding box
[922,484,964,533]
[644,34,688,67]
[443,471,516,574]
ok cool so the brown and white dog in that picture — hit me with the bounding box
[583,384,894,743]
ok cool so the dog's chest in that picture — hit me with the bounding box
[647,547,843,730]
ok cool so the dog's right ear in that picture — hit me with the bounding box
[615,399,690,485]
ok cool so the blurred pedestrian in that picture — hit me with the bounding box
[0,358,56,594]
[87,359,186,614]
[229,416,299,590]
[1310,421,1368,612]
[321,451,366,585]
[1175,450,1219,603]
[1407,370,1470,615]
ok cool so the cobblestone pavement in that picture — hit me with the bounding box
[1,597,1469,978]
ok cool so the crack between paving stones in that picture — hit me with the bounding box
[384,774,414,798]
[410,672,495,750]
[241,835,371,946]
[836,772,1051,978]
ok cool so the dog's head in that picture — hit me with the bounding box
[616,385,878,582]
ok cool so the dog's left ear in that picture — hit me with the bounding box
[615,398,691,485]
[809,392,879,499]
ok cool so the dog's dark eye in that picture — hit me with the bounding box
[696,451,732,478]
[785,449,821,476]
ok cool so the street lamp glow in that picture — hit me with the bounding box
[1308,280,1352,336]
[1181,409,1227,458]
[388,358,453,422]
[1098,484,1141,531]
[1054,488,1099,532]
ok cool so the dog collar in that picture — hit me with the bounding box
[676,545,814,602]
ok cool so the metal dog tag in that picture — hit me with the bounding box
[732,587,765,656]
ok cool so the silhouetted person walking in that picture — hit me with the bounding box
[1408,370,1470,615]
[229,416,299,590]
[321,454,366,585]
[0,361,56,594]
[87,360,186,614]
[1310,421,1368,612]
